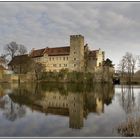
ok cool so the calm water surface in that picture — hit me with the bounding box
[0,83,140,137]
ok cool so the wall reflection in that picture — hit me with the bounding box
[0,83,115,129]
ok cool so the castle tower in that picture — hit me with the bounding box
[69,35,85,72]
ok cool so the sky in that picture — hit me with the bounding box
[0,2,140,69]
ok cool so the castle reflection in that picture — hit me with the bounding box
[0,83,115,129]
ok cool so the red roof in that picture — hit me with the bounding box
[30,47,101,58]
[30,46,70,57]
[30,48,46,58]
[8,54,30,66]
[46,46,70,56]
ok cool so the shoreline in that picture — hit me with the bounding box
[0,79,140,85]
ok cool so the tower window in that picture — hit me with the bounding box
[74,51,76,54]
[74,58,76,60]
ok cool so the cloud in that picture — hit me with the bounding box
[0,2,140,67]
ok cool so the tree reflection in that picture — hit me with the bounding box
[117,85,140,136]
[0,95,26,121]
[119,85,136,114]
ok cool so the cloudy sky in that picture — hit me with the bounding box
[0,2,140,68]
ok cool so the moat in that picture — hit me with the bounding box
[0,83,140,137]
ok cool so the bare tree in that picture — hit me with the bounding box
[118,52,138,83]
[138,55,140,68]
[18,44,27,55]
[131,55,137,77]
[5,41,19,60]
[118,56,126,78]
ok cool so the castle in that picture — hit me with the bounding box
[29,35,105,73]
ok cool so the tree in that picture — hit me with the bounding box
[138,55,140,68]
[4,41,19,60]
[118,52,138,83]
[103,58,114,67]
[4,42,28,62]
[34,62,46,80]
[118,56,126,78]
[18,44,27,55]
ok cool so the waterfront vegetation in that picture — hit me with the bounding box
[41,70,95,83]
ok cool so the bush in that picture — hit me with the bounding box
[40,71,94,83]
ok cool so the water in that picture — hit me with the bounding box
[0,83,140,137]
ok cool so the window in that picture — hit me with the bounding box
[59,64,61,67]
[52,57,54,60]
[53,64,57,67]
[50,57,51,61]
[63,57,65,60]
[64,64,67,67]
[74,64,76,67]
[74,51,76,54]
[74,58,76,60]
[67,57,68,60]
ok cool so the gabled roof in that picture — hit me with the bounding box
[30,46,70,57]
[8,54,30,66]
[30,48,46,58]
[46,46,70,56]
